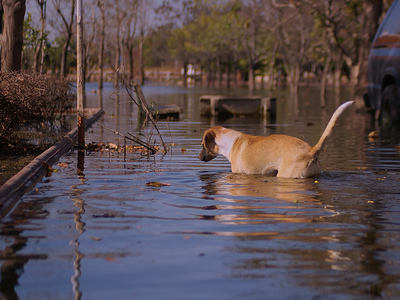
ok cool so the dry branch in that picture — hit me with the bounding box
[109,73,169,153]
[98,124,158,154]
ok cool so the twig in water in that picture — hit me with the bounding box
[130,82,168,153]
[98,124,158,154]
[108,74,169,153]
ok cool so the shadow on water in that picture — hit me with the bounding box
[2,83,400,299]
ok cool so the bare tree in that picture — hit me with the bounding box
[108,0,126,86]
[122,0,139,84]
[51,0,76,77]
[33,0,47,73]
[238,0,265,93]
[276,7,312,94]
[0,0,26,71]
[138,0,152,86]
[97,0,105,90]
[82,0,98,84]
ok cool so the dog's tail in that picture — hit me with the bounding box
[310,101,354,158]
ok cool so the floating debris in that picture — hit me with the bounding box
[368,131,379,138]
[85,142,159,154]
[145,181,171,187]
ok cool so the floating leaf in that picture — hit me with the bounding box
[58,162,69,168]
[105,257,120,262]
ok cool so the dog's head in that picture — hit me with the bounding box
[199,128,219,161]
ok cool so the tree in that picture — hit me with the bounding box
[138,0,151,86]
[122,0,139,84]
[1,0,27,71]
[97,0,105,90]
[107,0,125,86]
[33,0,47,73]
[239,0,265,93]
[23,12,41,69]
[51,0,75,77]
[276,7,313,94]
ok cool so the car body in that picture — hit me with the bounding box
[366,0,400,125]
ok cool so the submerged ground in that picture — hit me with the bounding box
[1,83,400,299]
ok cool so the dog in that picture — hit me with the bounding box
[199,101,353,178]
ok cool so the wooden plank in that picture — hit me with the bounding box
[199,95,276,117]
[152,105,183,119]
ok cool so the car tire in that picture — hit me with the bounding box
[379,84,400,127]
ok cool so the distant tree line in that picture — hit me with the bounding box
[0,0,394,106]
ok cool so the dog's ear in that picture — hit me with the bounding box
[203,130,217,150]
[199,129,219,161]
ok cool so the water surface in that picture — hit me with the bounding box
[1,83,400,299]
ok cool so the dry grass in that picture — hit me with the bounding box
[0,71,75,152]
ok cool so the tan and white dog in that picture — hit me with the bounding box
[199,101,353,178]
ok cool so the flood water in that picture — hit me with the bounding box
[1,82,400,299]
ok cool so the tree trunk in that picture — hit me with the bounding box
[112,23,121,87]
[248,66,255,95]
[182,60,188,88]
[128,45,134,83]
[33,44,41,72]
[1,0,26,71]
[292,65,300,94]
[57,0,75,77]
[207,65,211,87]
[320,45,332,108]
[233,63,238,89]
[39,4,46,74]
[200,65,204,86]
[334,54,344,94]
[38,0,46,74]
[226,59,231,89]
[346,57,359,89]
[217,58,222,88]
[98,0,105,90]
[139,30,145,86]
[260,68,264,90]
[268,40,279,91]
[60,40,68,77]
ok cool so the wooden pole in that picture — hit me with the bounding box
[77,0,84,149]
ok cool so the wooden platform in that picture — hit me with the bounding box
[150,105,183,119]
[199,95,276,117]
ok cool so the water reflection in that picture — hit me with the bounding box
[195,169,400,297]
[0,198,49,299]
[198,172,338,231]
[215,173,319,203]
[69,150,87,300]
[0,226,29,300]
